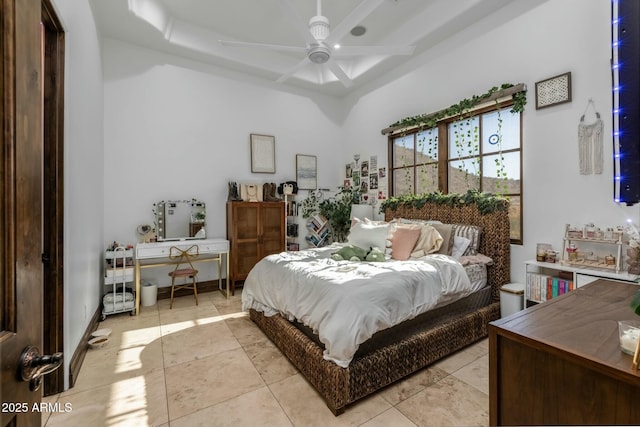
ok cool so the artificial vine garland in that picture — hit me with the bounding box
[388,83,527,130]
[379,190,509,215]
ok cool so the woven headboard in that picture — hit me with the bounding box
[384,201,511,302]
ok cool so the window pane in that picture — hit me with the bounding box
[482,108,520,154]
[417,128,438,161]
[393,135,415,168]
[393,168,414,195]
[416,163,438,194]
[448,160,480,193]
[481,152,521,194]
[508,195,522,241]
[448,117,480,159]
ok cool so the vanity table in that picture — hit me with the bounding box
[134,238,230,314]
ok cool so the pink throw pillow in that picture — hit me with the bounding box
[389,224,421,260]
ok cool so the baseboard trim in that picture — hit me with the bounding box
[68,305,101,388]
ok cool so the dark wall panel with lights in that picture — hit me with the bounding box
[612,0,640,205]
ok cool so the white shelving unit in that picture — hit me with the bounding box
[306,214,329,248]
[284,194,299,251]
[524,259,639,307]
[560,224,624,273]
[103,246,135,319]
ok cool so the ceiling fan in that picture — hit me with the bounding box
[219,0,415,87]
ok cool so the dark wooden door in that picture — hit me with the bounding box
[1,0,45,424]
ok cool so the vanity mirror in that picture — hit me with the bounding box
[154,200,206,241]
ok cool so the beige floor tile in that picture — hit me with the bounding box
[164,347,264,420]
[451,354,489,395]
[378,366,450,406]
[41,393,59,427]
[242,340,298,385]
[98,310,160,334]
[159,308,224,336]
[135,303,160,317]
[157,292,205,311]
[57,289,492,426]
[224,314,270,347]
[161,321,240,367]
[170,386,293,427]
[396,376,489,427]
[268,373,391,427]
[360,407,418,427]
[208,288,235,304]
[48,369,168,427]
[93,327,161,355]
[212,298,244,317]
[64,338,164,396]
[433,339,488,374]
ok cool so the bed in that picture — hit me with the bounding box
[244,198,511,415]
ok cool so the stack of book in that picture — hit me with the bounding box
[526,272,575,303]
[306,214,329,247]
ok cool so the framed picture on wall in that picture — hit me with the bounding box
[250,134,276,173]
[535,72,572,110]
[296,154,317,190]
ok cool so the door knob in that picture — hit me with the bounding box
[19,346,63,391]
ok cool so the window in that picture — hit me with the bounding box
[389,101,522,243]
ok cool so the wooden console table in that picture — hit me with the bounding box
[490,279,640,426]
[134,238,230,315]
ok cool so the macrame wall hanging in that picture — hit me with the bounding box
[578,99,603,175]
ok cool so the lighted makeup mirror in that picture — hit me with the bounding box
[154,200,206,241]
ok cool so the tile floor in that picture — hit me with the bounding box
[42,290,490,427]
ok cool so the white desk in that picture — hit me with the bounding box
[134,238,230,314]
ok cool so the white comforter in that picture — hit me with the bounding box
[242,244,472,368]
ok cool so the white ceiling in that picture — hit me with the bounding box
[89,0,517,97]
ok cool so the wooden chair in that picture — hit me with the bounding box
[168,245,199,309]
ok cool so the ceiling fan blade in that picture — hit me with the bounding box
[219,40,306,54]
[276,57,310,84]
[277,0,317,46]
[333,45,416,57]
[327,60,353,88]
[326,0,385,45]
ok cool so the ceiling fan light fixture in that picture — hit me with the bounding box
[309,15,330,41]
[308,44,330,64]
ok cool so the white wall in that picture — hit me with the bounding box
[51,0,105,389]
[342,0,639,283]
[102,39,345,285]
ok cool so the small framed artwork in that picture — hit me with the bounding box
[250,134,276,173]
[296,154,317,190]
[535,72,572,110]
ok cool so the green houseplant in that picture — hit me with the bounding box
[300,186,362,243]
[318,186,362,243]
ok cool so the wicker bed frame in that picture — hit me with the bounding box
[249,201,511,415]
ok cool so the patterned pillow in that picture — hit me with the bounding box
[452,224,483,256]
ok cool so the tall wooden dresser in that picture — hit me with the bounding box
[226,201,285,294]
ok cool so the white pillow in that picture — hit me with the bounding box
[451,235,471,259]
[347,219,389,251]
